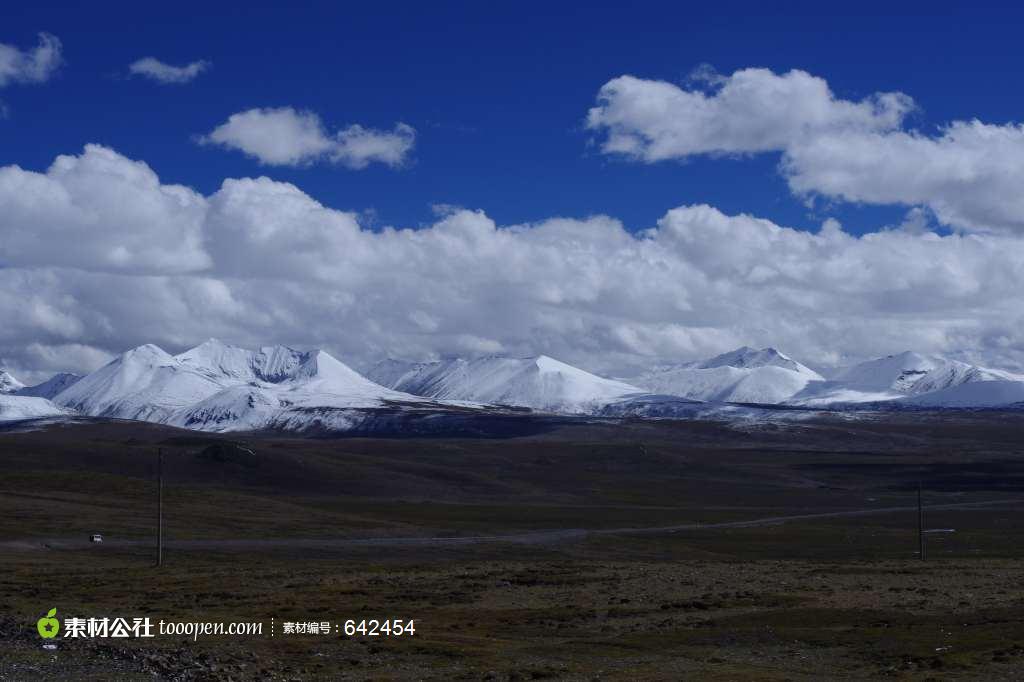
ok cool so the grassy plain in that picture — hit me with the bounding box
[3,413,1024,679]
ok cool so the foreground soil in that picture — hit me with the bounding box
[7,548,1024,680]
[3,414,1024,679]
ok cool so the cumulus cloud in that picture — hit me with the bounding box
[0,32,62,87]
[588,69,913,159]
[200,107,416,168]
[204,176,363,279]
[2,145,1024,380]
[128,57,210,84]
[0,144,210,274]
[587,67,1024,234]
[782,122,1024,234]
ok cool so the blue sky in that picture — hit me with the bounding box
[4,1,1023,234]
[4,2,1024,378]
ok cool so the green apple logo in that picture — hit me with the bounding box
[37,608,59,639]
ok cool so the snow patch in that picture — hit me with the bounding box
[0,394,67,422]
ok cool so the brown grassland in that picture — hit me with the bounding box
[2,412,1024,680]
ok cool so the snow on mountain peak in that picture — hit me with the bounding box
[697,346,817,376]
[53,343,224,420]
[169,346,421,432]
[788,351,1024,405]
[827,351,1006,394]
[285,349,401,393]
[48,340,420,432]
[15,338,1024,431]
[176,338,309,383]
[900,380,1024,407]
[533,354,593,376]
[122,343,175,364]
[17,372,83,399]
[368,354,642,413]
[632,346,823,404]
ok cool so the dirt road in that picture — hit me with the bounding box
[2,499,1016,552]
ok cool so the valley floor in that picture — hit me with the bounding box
[2,414,1024,679]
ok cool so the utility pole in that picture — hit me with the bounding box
[917,480,925,561]
[157,448,164,567]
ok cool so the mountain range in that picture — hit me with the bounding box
[2,341,1023,432]
[49,340,430,432]
[787,351,1024,406]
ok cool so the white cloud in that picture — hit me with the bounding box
[0,144,210,274]
[15,342,113,384]
[782,122,1024,234]
[587,67,1024,234]
[204,176,363,279]
[0,32,62,87]
[587,69,913,160]
[203,108,332,166]
[331,123,416,168]
[2,146,1024,379]
[129,57,210,84]
[200,107,415,169]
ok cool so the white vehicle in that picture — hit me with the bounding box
[89,534,103,543]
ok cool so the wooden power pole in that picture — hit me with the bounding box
[157,448,164,567]
[917,480,925,561]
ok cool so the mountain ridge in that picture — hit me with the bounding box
[790,351,1024,406]
[368,354,643,414]
[16,372,83,399]
[3,343,1023,432]
[51,340,425,431]
[629,346,824,404]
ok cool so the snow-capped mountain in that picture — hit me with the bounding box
[177,340,413,403]
[54,344,228,422]
[0,369,25,394]
[172,342,426,431]
[368,355,643,413]
[10,340,1024,431]
[0,369,77,424]
[364,358,423,391]
[628,346,1024,408]
[0,394,67,422]
[789,351,1024,405]
[899,380,1024,408]
[16,372,83,399]
[631,347,824,404]
[697,347,813,374]
[177,339,311,383]
[53,339,427,432]
[832,351,1017,394]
